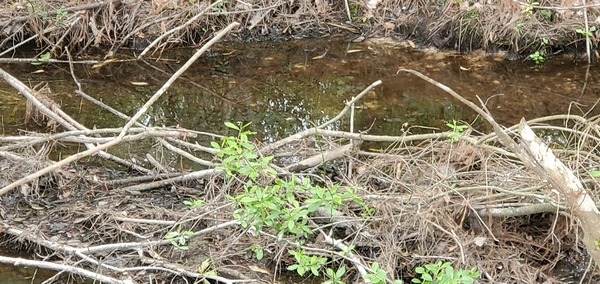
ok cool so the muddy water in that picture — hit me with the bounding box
[0,38,598,283]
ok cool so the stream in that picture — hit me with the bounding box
[0,38,598,283]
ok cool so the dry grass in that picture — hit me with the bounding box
[0,0,598,58]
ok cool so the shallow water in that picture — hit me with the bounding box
[0,38,598,283]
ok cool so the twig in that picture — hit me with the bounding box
[0,256,131,284]
[582,0,591,64]
[0,23,239,196]
[318,80,382,129]
[0,58,100,64]
[120,169,218,194]
[138,0,226,58]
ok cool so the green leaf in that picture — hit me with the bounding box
[255,248,263,260]
[590,170,600,177]
[336,265,346,278]
[164,232,179,239]
[224,121,239,130]
[210,141,221,149]
[422,273,433,281]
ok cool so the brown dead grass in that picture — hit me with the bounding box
[0,0,598,59]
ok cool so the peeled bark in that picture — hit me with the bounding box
[519,121,600,267]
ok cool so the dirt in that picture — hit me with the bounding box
[1,0,599,61]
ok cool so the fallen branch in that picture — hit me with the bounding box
[0,255,132,284]
[0,22,240,197]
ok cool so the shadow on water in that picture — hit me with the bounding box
[0,38,599,283]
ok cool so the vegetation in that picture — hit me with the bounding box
[412,261,479,284]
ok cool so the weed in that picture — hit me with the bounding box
[211,121,276,181]
[26,2,48,19]
[522,0,539,19]
[183,198,204,209]
[446,120,468,141]
[31,52,51,66]
[323,266,347,284]
[213,122,370,281]
[212,0,229,13]
[536,9,553,22]
[576,26,596,38]
[363,262,403,284]
[529,51,545,65]
[251,243,264,260]
[412,261,479,284]
[514,22,524,33]
[197,259,218,284]
[287,249,327,276]
[164,226,194,250]
[55,5,68,25]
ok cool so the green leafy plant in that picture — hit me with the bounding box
[364,262,403,284]
[589,170,600,177]
[251,243,264,260]
[183,198,204,209]
[522,0,539,19]
[197,259,218,284]
[55,5,68,24]
[211,121,276,181]
[26,2,48,19]
[412,261,479,284]
[287,249,327,276]
[212,0,229,13]
[446,120,468,141]
[529,50,545,65]
[514,22,524,33]
[31,52,51,66]
[537,9,552,22]
[213,122,371,281]
[164,226,194,250]
[323,266,347,284]
[576,26,597,38]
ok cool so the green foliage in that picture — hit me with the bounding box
[251,243,264,260]
[589,170,600,177]
[412,261,479,284]
[55,5,68,25]
[213,122,370,282]
[363,262,403,284]
[197,259,218,284]
[529,51,545,65]
[446,120,467,141]
[536,9,553,22]
[183,198,204,209]
[212,0,229,13]
[164,226,194,250]
[31,52,51,66]
[230,176,362,240]
[323,266,347,284]
[287,249,327,276]
[522,0,539,19]
[211,121,276,181]
[576,26,596,38]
